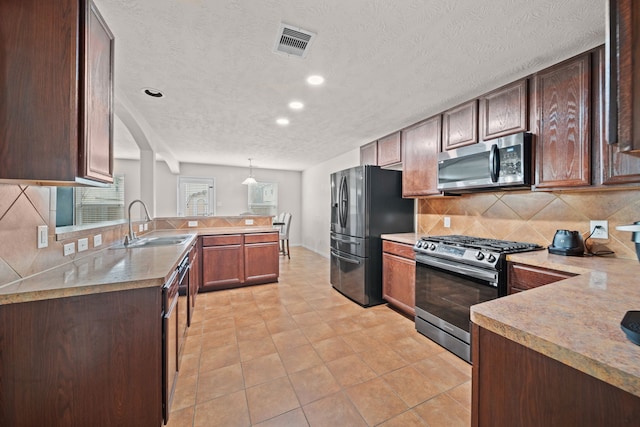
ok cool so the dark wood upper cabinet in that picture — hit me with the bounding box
[591,46,640,185]
[442,100,478,150]
[360,141,378,165]
[534,53,591,188]
[0,0,114,185]
[402,116,442,197]
[615,0,640,155]
[479,79,528,141]
[377,131,402,166]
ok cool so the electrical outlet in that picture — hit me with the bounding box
[188,221,198,227]
[138,224,144,232]
[144,223,148,231]
[93,234,102,247]
[63,242,75,256]
[77,238,88,252]
[444,217,451,228]
[37,225,48,249]
[245,219,254,225]
[590,220,609,239]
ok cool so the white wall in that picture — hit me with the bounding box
[300,148,360,257]
[114,159,303,246]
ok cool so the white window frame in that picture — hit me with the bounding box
[177,176,216,216]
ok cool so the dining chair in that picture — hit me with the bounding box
[279,212,292,259]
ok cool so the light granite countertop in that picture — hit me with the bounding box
[0,227,279,305]
[471,251,640,398]
[380,232,420,245]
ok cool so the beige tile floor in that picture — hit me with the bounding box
[167,247,471,427]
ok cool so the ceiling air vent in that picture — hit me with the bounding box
[273,23,316,58]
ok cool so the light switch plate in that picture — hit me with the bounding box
[188,221,198,227]
[93,234,102,247]
[138,224,144,232]
[37,225,48,249]
[63,242,75,256]
[77,238,88,252]
[444,217,451,228]
[245,219,254,225]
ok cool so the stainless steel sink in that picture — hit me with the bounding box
[111,235,193,249]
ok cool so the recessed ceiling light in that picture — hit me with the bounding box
[306,75,324,86]
[276,118,290,126]
[289,101,304,110]
[142,87,164,98]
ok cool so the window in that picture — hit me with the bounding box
[178,177,215,216]
[56,175,125,227]
[248,182,278,216]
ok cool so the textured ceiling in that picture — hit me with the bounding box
[98,0,606,171]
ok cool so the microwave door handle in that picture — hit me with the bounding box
[489,144,500,182]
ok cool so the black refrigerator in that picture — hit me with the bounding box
[330,165,414,307]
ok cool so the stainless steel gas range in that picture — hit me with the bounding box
[413,235,543,363]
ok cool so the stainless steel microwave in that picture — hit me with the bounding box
[437,132,532,193]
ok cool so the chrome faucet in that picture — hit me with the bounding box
[125,199,152,245]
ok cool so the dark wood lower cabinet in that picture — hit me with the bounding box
[200,232,279,292]
[382,240,416,317]
[244,233,279,285]
[507,262,577,294]
[472,324,640,427]
[0,287,162,427]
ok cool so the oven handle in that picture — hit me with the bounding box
[331,250,361,265]
[416,255,498,285]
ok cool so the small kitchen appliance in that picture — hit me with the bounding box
[621,311,640,346]
[548,229,585,257]
[615,221,640,262]
[413,235,544,362]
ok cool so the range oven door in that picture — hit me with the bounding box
[414,254,500,362]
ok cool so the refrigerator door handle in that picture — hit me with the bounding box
[330,235,361,245]
[331,250,361,265]
[339,176,348,228]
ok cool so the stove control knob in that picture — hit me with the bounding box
[487,254,496,263]
[475,251,485,260]
[429,243,436,251]
[415,241,423,249]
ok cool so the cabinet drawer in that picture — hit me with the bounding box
[244,232,279,244]
[201,234,242,247]
[508,263,577,292]
[382,240,415,259]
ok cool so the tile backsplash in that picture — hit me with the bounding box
[1,183,639,287]
[418,189,640,260]
[0,183,275,286]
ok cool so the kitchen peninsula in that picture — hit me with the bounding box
[0,219,280,426]
[471,252,640,426]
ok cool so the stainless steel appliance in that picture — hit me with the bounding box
[437,132,532,193]
[413,235,543,362]
[330,165,414,307]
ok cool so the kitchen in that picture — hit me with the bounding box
[1,0,640,426]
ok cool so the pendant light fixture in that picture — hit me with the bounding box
[242,158,257,185]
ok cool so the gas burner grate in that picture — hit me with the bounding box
[419,235,543,254]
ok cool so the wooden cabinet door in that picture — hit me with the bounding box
[0,0,113,185]
[360,141,378,165]
[591,45,640,185]
[615,0,640,154]
[479,79,528,140]
[202,245,244,290]
[382,241,416,317]
[245,242,279,284]
[442,100,478,150]
[80,0,114,183]
[535,53,591,188]
[402,116,442,197]
[377,132,402,166]
[507,262,577,294]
